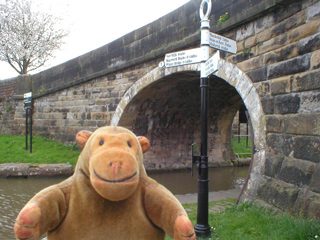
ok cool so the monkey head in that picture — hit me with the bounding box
[75,126,150,201]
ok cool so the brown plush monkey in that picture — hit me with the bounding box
[14,126,195,240]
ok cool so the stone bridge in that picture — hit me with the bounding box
[1,0,319,219]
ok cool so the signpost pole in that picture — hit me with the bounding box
[194,0,211,238]
[25,108,28,151]
[30,108,32,153]
[161,1,236,238]
[24,92,33,153]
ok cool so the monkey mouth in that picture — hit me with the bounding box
[94,169,137,183]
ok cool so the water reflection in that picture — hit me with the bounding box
[0,167,248,239]
[148,166,248,194]
[0,178,66,240]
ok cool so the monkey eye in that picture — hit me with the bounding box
[127,141,132,148]
[99,140,104,146]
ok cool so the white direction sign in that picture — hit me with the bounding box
[204,51,220,77]
[165,48,202,68]
[209,32,237,54]
[24,92,32,99]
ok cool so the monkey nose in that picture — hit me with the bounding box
[109,161,123,167]
[110,161,122,177]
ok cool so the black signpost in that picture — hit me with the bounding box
[24,92,33,153]
[161,0,237,238]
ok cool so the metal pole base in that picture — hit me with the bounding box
[195,224,211,238]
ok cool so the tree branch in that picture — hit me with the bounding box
[0,0,68,74]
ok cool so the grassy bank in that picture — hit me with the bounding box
[167,199,320,240]
[0,134,80,166]
[0,135,252,167]
[232,136,252,158]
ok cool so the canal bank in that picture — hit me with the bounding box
[0,165,248,239]
[0,158,250,178]
[0,175,241,240]
[0,163,73,178]
[175,189,241,204]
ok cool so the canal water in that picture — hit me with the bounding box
[0,166,248,239]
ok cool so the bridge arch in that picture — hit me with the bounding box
[111,63,201,127]
[111,60,266,200]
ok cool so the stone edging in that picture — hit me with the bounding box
[0,163,73,178]
[0,159,250,178]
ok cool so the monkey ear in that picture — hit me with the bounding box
[76,130,92,149]
[137,136,150,153]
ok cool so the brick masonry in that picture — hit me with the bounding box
[0,0,320,219]
[0,78,16,134]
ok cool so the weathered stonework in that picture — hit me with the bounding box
[0,163,73,178]
[278,157,316,187]
[1,0,320,219]
[0,78,17,135]
[294,189,320,220]
[310,164,320,193]
[257,176,300,212]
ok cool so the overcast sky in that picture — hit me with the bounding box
[0,0,189,80]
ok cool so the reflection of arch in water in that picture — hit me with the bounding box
[111,60,266,201]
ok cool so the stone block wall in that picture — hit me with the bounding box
[223,0,320,219]
[13,63,155,142]
[0,78,17,135]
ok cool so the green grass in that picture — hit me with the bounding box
[166,200,320,240]
[0,135,251,166]
[0,134,80,166]
[233,137,252,158]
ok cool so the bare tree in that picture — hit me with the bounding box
[0,0,68,74]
